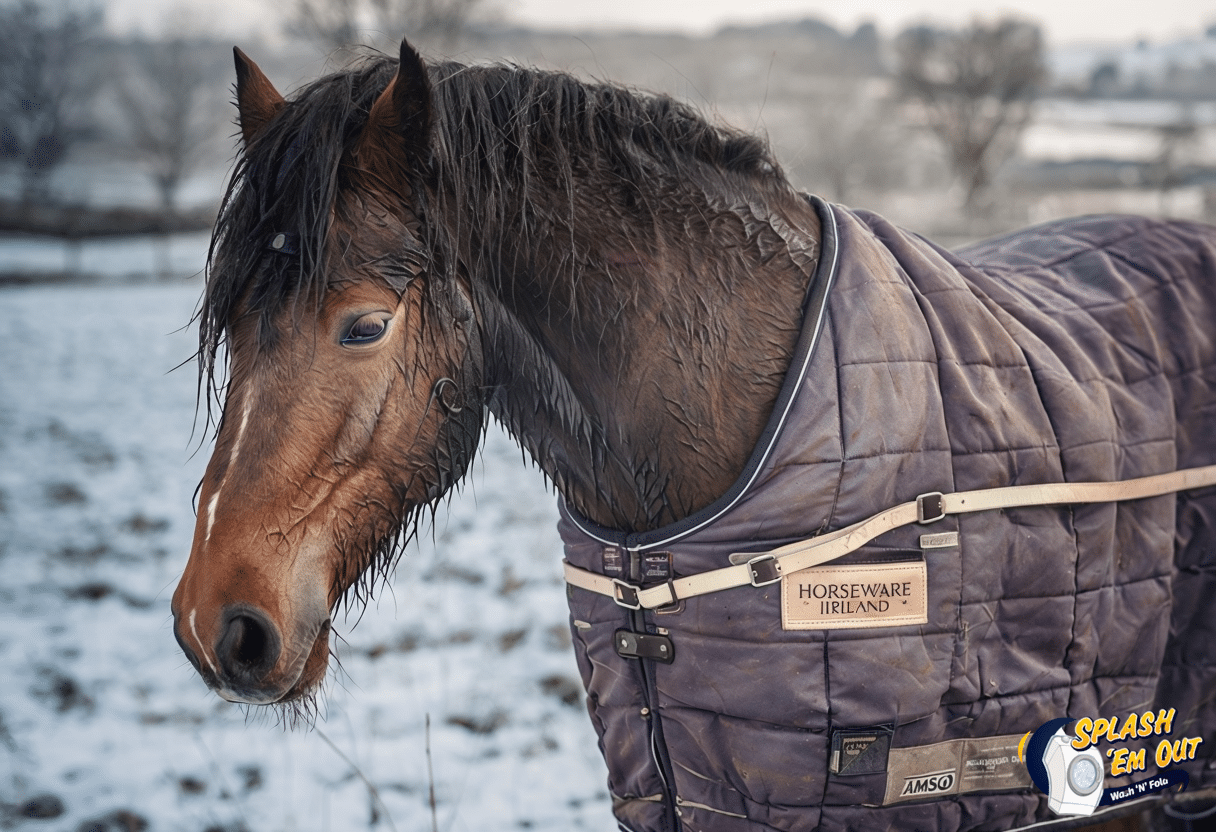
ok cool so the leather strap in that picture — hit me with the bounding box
[563,463,1216,610]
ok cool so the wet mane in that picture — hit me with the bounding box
[198,52,793,405]
[422,61,790,290]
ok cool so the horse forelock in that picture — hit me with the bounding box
[198,57,403,411]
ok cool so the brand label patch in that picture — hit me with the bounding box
[899,769,956,798]
[781,561,928,630]
[883,735,1032,805]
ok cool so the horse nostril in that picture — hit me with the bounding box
[216,606,281,680]
[231,616,267,663]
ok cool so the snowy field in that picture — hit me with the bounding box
[0,282,615,831]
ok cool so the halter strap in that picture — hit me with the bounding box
[564,463,1216,610]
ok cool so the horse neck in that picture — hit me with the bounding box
[474,177,822,533]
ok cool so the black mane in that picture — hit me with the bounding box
[423,61,792,310]
[198,51,793,405]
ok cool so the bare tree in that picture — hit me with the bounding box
[799,78,906,205]
[287,0,361,55]
[0,0,101,203]
[368,0,482,50]
[287,0,483,55]
[114,38,220,211]
[895,18,1045,210]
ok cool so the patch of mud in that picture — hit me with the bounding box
[43,420,117,470]
[31,667,93,714]
[44,482,87,507]
[76,809,147,832]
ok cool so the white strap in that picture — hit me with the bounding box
[563,463,1216,610]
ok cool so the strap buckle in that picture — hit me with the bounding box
[917,492,946,524]
[747,554,783,587]
[612,578,642,610]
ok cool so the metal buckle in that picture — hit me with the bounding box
[747,554,783,587]
[612,578,642,610]
[917,492,946,524]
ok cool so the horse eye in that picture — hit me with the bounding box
[341,314,389,345]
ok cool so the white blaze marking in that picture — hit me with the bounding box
[203,397,252,547]
[191,397,254,684]
[230,397,252,468]
[188,608,219,675]
[203,492,221,545]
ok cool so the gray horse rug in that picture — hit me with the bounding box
[559,198,1216,831]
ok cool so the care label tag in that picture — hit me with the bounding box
[883,734,1032,805]
[641,552,672,581]
[781,561,928,630]
[830,727,893,776]
[601,547,624,577]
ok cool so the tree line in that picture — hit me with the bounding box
[0,0,1047,217]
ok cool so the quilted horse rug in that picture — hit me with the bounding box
[559,198,1216,832]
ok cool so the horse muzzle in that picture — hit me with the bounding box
[172,595,331,705]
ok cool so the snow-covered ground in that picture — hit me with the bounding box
[0,282,614,831]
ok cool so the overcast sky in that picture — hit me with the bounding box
[107,0,1214,46]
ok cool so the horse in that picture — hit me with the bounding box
[171,39,1216,832]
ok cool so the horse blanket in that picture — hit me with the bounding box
[558,199,1216,832]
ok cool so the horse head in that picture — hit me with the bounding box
[171,37,820,707]
[171,42,481,705]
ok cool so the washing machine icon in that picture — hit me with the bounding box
[1022,719,1106,816]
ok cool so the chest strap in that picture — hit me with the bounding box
[563,463,1216,610]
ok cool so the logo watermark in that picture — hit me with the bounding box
[1019,710,1196,817]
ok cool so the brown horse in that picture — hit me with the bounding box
[172,41,817,705]
[173,39,1216,832]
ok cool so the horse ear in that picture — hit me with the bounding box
[355,39,434,187]
[233,46,285,145]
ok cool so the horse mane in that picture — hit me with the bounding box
[422,61,794,308]
[197,50,794,410]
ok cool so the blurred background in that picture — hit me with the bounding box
[2,0,1214,278]
[0,1,1213,831]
